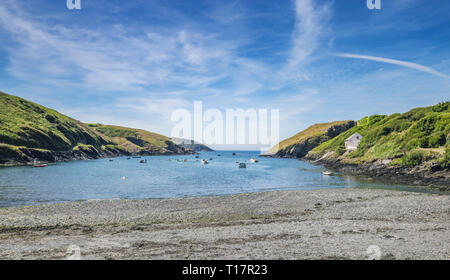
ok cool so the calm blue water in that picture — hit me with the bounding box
[0,151,428,207]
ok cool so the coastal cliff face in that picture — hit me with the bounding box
[0,91,192,165]
[306,102,450,189]
[265,121,355,158]
[171,138,214,152]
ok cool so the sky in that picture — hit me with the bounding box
[0,0,449,150]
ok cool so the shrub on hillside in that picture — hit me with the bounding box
[440,149,450,169]
[400,151,426,167]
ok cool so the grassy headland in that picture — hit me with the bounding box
[268,102,449,188]
[0,91,190,165]
[307,102,450,170]
[265,120,355,157]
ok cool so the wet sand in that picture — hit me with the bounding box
[0,188,448,260]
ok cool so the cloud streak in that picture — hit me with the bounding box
[335,53,450,79]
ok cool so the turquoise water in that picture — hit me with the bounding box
[0,151,427,207]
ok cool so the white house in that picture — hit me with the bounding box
[345,133,363,151]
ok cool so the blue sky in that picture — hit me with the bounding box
[0,0,449,149]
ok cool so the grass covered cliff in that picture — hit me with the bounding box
[266,102,449,188]
[265,120,355,157]
[305,102,449,188]
[307,102,449,169]
[0,91,190,165]
[87,124,189,155]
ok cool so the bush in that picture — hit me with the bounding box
[401,151,426,167]
[379,126,393,136]
[429,133,446,148]
[336,145,346,156]
[419,137,429,148]
[440,149,450,169]
[414,113,438,134]
[432,102,449,112]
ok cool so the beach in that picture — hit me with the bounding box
[0,188,448,260]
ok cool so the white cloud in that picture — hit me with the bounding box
[335,53,450,79]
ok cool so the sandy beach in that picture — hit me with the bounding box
[0,188,448,260]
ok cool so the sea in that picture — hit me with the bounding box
[0,151,434,207]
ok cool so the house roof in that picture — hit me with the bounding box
[345,133,362,141]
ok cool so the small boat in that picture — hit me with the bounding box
[183,159,188,162]
[139,159,147,163]
[322,171,333,176]
[250,158,259,163]
[238,163,247,168]
[132,156,141,159]
[232,152,236,156]
[195,155,200,159]
[201,159,209,165]
[109,159,114,162]
[209,158,213,160]
[33,159,48,168]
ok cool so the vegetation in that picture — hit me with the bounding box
[87,124,174,153]
[0,91,185,164]
[266,120,355,156]
[0,91,106,151]
[309,102,450,169]
[440,148,450,169]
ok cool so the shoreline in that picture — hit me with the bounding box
[306,157,450,191]
[263,154,450,191]
[0,150,196,168]
[0,188,448,260]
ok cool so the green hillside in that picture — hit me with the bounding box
[0,91,106,151]
[308,102,450,169]
[266,120,355,157]
[87,124,184,154]
[0,91,189,165]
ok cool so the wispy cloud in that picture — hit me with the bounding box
[289,0,331,67]
[335,53,450,79]
[0,3,257,93]
[1,0,449,143]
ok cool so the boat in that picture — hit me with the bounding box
[33,159,48,168]
[232,152,236,156]
[201,159,209,165]
[139,159,147,163]
[322,171,333,176]
[250,158,259,163]
[238,163,247,168]
[195,155,200,159]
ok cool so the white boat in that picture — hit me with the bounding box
[250,158,259,163]
[322,171,333,176]
[238,163,247,168]
[201,159,209,165]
